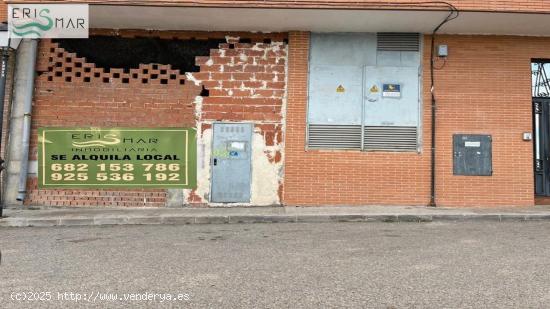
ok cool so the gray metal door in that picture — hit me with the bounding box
[211,123,253,203]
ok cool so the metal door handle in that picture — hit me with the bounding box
[213,158,218,166]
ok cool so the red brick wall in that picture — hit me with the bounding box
[430,35,549,207]
[184,36,287,205]
[24,31,287,207]
[283,32,550,207]
[0,2,6,23]
[284,32,430,206]
[25,39,199,207]
[195,39,286,123]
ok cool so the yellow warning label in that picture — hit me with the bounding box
[370,85,379,93]
[336,85,345,93]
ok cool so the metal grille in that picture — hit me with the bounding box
[377,33,420,52]
[363,126,418,151]
[308,125,362,150]
[533,62,550,98]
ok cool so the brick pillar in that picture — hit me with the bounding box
[283,32,310,205]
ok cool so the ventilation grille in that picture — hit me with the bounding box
[308,125,362,150]
[363,126,418,151]
[377,33,420,52]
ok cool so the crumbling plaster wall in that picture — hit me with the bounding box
[184,36,288,206]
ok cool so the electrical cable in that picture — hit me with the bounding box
[428,2,459,207]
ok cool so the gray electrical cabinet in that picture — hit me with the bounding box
[211,123,253,203]
[307,32,421,151]
[453,134,492,176]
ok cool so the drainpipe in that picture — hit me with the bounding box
[428,4,459,207]
[0,41,11,217]
[15,39,38,202]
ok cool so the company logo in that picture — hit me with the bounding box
[9,4,89,38]
[72,134,121,148]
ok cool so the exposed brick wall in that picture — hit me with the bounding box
[185,36,287,205]
[283,32,550,207]
[25,39,201,207]
[193,39,286,123]
[24,31,288,207]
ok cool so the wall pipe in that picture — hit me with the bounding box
[428,3,459,207]
[0,38,11,217]
[16,39,38,202]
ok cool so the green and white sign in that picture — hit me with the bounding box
[38,128,197,188]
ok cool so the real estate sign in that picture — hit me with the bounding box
[38,128,197,188]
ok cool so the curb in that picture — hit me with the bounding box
[2,213,550,227]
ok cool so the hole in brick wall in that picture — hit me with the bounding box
[152,64,158,70]
[54,36,225,73]
[263,38,272,44]
[151,74,158,79]
[239,38,252,43]
[132,73,138,78]
[84,67,91,73]
[160,69,167,74]
[103,77,110,83]
[65,76,72,82]
[75,62,82,68]
[170,74,176,80]
[160,79,168,84]
[48,57,53,62]
[50,48,55,53]
[122,78,130,83]
[94,72,100,77]
[84,77,90,82]
[75,72,81,77]
[48,67,53,72]
[55,62,62,67]
[200,85,209,96]
[142,78,148,84]
[66,58,72,63]
[113,73,120,78]
[143,69,149,74]
[47,76,53,81]
[104,68,110,73]
[229,44,235,49]
[64,67,72,72]
[179,79,185,85]
[57,53,63,57]
[55,71,62,77]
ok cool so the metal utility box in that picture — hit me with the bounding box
[307,32,422,151]
[308,65,364,125]
[453,134,492,176]
[363,66,419,127]
[211,123,253,203]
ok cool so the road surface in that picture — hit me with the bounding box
[2,221,550,308]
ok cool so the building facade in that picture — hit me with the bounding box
[2,1,550,208]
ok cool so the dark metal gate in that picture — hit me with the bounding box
[534,98,550,196]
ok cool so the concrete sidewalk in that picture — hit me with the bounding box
[2,205,550,227]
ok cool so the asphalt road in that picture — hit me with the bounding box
[1,221,550,308]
